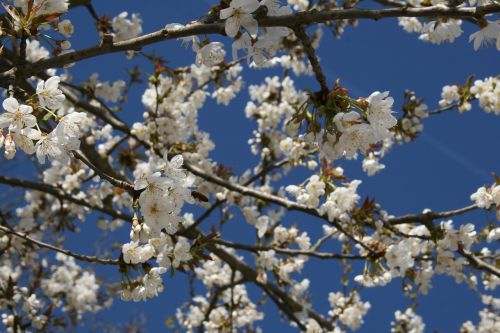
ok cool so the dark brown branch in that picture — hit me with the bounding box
[387,204,479,225]
[202,278,246,323]
[294,26,329,96]
[205,243,333,331]
[185,156,298,233]
[73,150,135,193]
[213,239,367,260]
[0,175,132,221]
[457,243,500,278]
[184,162,378,255]
[3,5,497,77]
[0,225,120,265]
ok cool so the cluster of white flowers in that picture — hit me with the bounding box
[385,239,416,277]
[286,175,325,207]
[133,154,193,237]
[355,222,433,289]
[42,253,102,315]
[470,77,500,114]
[211,63,244,105]
[112,12,143,42]
[320,91,397,161]
[435,221,477,282]
[136,65,220,158]
[242,205,284,238]
[319,179,362,222]
[88,73,126,103]
[439,76,500,114]
[0,76,88,162]
[11,0,73,51]
[471,183,500,209]
[399,7,500,52]
[328,291,371,330]
[419,19,463,44]
[25,40,50,63]
[14,0,68,16]
[0,287,48,332]
[391,308,425,333]
[176,253,264,332]
[362,152,386,176]
[120,153,198,301]
[395,91,429,143]
[219,0,295,67]
[246,75,309,162]
[461,295,500,333]
[121,233,194,301]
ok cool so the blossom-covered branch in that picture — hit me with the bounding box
[1,4,496,78]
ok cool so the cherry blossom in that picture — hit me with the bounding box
[36,76,66,110]
[0,97,37,132]
[0,1,498,332]
[220,0,261,38]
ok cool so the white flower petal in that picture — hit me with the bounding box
[225,16,240,38]
[3,97,18,113]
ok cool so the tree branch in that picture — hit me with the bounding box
[0,175,133,221]
[73,150,135,193]
[212,239,367,260]
[294,26,329,96]
[457,243,500,278]
[387,203,479,225]
[0,225,120,265]
[4,5,497,77]
[205,243,334,331]
[184,162,378,255]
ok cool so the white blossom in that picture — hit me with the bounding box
[36,76,65,110]
[220,0,260,38]
[0,97,36,132]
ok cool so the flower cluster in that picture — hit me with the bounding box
[0,1,499,332]
[0,76,88,162]
[42,253,102,314]
[319,179,362,222]
[394,90,429,143]
[318,91,397,161]
[176,253,264,332]
[471,183,500,213]
[112,12,143,42]
[391,308,425,333]
[219,0,295,67]
[439,76,500,115]
[328,291,371,330]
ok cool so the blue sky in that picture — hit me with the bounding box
[6,0,500,332]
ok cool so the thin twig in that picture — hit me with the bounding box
[294,26,329,97]
[213,239,367,260]
[387,204,479,225]
[0,225,120,265]
[457,243,500,278]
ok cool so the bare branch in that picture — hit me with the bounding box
[73,150,136,193]
[294,26,329,96]
[212,239,367,260]
[457,243,500,278]
[387,204,479,225]
[0,175,133,221]
[0,225,120,265]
